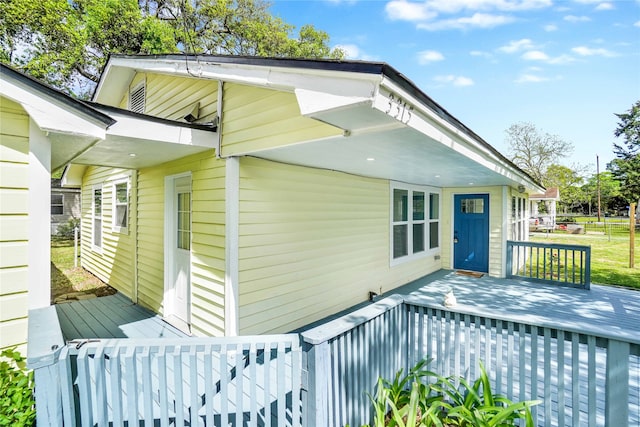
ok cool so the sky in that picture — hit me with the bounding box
[270,0,640,173]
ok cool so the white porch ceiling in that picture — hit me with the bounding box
[252,126,526,190]
[66,109,217,169]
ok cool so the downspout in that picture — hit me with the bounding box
[216,81,224,159]
[132,170,139,303]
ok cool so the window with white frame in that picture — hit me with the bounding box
[51,194,64,215]
[113,180,129,233]
[511,195,527,240]
[391,183,440,264]
[92,186,102,250]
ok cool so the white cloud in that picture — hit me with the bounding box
[572,46,617,57]
[334,44,378,61]
[595,3,614,11]
[515,74,550,83]
[418,12,514,30]
[385,0,552,31]
[522,50,550,61]
[544,24,558,31]
[564,15,591,22]
[417,50,445,64]
[470,50,493,58]
[498,38,536,53]
[385,0,437,21]
[522,50,575,64]
[634,20,640,28]
[434,74,475,86]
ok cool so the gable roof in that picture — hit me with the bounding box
[95,54,544,193]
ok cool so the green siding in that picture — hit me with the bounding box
[221,83,342,156]
[120,73,219,123]
[0,96,29,352]
[237,157,441,335]
[137,152,226,337]
[81,167,137,298]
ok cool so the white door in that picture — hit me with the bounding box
[165,175,192,332]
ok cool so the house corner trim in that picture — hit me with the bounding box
[225,156,240,336]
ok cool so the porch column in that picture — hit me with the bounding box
[28,120,50,309]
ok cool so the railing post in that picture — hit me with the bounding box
[605,339,630,427]
[584,245,591,289]
[27,306,66,426]
[505,241,513,278]
[302,340,331,427]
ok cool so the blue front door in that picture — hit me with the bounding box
[454,194,489,273]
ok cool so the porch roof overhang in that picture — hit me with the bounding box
[95,55,544,193]
[1,64,115,171]
[61,107,217,185]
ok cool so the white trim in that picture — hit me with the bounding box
[111,177,130,234]
[501,186,508,278]
[163,172,192,332]
[28,120,51,309]
[91,184,103,253]
[389,181,441,267]
[225,157,240,336]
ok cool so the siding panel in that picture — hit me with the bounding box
[237,157,441,335]
[221,84,341,156]
[0,97,29,351]
[136,151,226,337]
[81,167,136,298]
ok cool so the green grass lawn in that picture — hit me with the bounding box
[51,238,112,303]
[530,232,640,290]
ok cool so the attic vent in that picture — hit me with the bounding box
[129,83,145,114]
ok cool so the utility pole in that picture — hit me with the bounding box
[596,155,602,222]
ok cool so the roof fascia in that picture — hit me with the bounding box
[1,64,114,137]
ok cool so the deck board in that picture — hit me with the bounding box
[395,270,640,343]
[55,292,187,341]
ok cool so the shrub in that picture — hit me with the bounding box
[56,217,80,240]
[0,348,36,426]
[362,359,539,427]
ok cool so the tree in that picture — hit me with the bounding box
[505,122,574,184]
[608,100,640,204]
[582,172,623,215]
[543,164,586,213]
[1,0,344,97]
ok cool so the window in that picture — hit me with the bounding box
[429,193,440,249]
[511,195,527,240]
[391,183,440,264]
[129,82,145,114]
[92,186,102,250]
[113,180,129,233]
[177,192,191,250]
[51,194,64,215]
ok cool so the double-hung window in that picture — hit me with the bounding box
[51,194,64,215]
[92,185,103,250]
[391,183,440,264]
[112,179,129,233]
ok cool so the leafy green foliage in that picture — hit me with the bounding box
[0,348,36,426]
[361,359,539,427]
[1,0,344,97]
[56,217,81,240]
[608,100,640,204]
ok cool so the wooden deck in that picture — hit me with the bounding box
[391,269,640,343]
[55,292,187,341]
